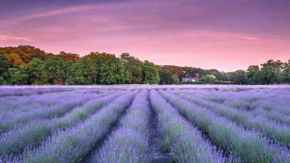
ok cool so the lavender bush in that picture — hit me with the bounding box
[17,91,136,163]
[93,90,151,163]
[175,90,290,148]
[0,91,115,134]
[150,90,228,163]
[0,91,124,159]
[160,90,290,163]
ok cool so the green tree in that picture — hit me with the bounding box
[232,70,248,85]
[282,60,290,83]
[159,70,179,84]
[0,55,12,76]
[206,69,223,81]
[85,52,119,84]
[182,67,204,79]
[101,58,129,85]
[0,77,6,85]
[45,57,68,84]
[259,60,283,84]
[27,58,48,84]
[271,60,283,84]
[120,53,143,84]
[68,58,89,85]
[5,68,28,85]
[142,61,160,84]
[200,75,217,84]
[246,65,260,84]
[87,58,102,84]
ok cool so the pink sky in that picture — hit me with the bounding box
[0,0,289,71]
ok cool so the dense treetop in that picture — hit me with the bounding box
[0,45,289,85]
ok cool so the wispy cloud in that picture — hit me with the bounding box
[0,35,33,41]
[241,36,261,40]
[180,30,263,42]
[0,5,97,26]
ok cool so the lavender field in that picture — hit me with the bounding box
[1,86,290,163]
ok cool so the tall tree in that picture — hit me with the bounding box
[0,55,12,76]
[142,61,160,84]
[282,60,290,83]
[159,70,179,84]
[68,58,89,85]
[27,58,48,84]
[87,58,102,84]
[246,65,260,84]
[6,52,26,67]
[85,53,121,84]
[182,67,204,79]
[200,75,217,84]
[0,77,5,85]
[206,69,223,81]
[120,53,143,84]
[5,68,29,85]
[101,58,129,84]
[45,57,68,84]
[260,60,283,84]
[232,70,248,85]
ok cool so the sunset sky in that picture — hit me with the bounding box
[0,0,289,71]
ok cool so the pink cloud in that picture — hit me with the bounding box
[0,35,33,41]
[0,5,97,26]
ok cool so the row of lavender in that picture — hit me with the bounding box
[175,88,290,147]
[1,88,224,162]
[0,89,126,161]
[159,89,290,162]
[88,89,239,163]
[0,87,74,97]
[0,89,115,134]
[95,88,290,162]
[1,86,290,163]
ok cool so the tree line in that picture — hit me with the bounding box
[0,45,289,85]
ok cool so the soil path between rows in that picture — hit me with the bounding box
[149,98,169,163]
[80,99,134,163]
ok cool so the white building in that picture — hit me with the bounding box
[182,78,200,82]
